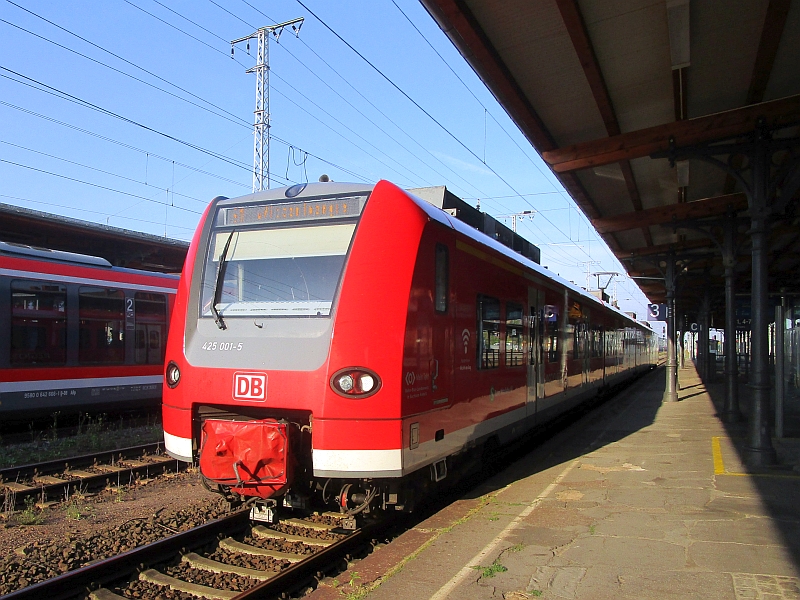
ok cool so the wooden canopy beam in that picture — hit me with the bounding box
[618,238,714,261]
[591,193,747,234]
[555,0,652,245]
[542,94,800,173]
[419,0,626,250]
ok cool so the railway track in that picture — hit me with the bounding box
[0,443,184,510]
[3,509,383,600]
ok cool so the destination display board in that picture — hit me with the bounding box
[222,195,366,227]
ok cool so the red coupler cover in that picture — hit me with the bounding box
[199,419,289,486]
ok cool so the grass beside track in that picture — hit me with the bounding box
[0,414,163,469]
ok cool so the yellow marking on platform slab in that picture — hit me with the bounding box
[712,437,800,479]
[712,437,726,475]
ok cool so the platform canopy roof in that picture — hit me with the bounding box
[0,203,188,273]
[419,0,800,310]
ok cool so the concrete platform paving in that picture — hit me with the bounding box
[309,365,800,600]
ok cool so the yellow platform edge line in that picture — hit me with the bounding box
[712,436,726,475]
[712,436,800,479]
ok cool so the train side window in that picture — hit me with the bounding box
[434,244,448,313]
[568,300,585,359]
[477,295,501,369]
[591,326,603,358]
[79,287,125,364]
[544,304,560,363]
[10,280,67,366]
[134,292,167,364]
[505,302,525,366]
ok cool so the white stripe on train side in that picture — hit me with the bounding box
[0,267,177,295]
[1,375,163,393]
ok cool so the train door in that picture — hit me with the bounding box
[527,287,544,420]
[431,243,452,405]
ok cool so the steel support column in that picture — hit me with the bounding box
[663,253,679,402]
[722,212,743,422]
[700,289,711,381]
[744,125,777,466]
[775,301,785,439]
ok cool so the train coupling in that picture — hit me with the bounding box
[283,491,309,510]
[250,499,278,524]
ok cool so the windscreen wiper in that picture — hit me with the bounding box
[212,231,236,330]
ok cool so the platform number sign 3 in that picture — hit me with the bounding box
[648,304,667,321]
[233,372,267,401]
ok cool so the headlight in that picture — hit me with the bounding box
[330,368,381,398]
[337,374,354,392]
[166,361,181,388]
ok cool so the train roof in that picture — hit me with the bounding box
[210,182,375,207]
[402,187,649,331]
[0,202,188,272]
[210,181,651,332]
[0,241,180,282]
[0,241,112,268]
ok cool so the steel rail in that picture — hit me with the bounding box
[0,442,185,509]
[0,442,167,480]
[2,511,251,600]
[233,520,382,599]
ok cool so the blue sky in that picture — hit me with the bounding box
[0,0,655,320]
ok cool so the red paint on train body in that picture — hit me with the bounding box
[162,181,656,513]
[0,242,178,417]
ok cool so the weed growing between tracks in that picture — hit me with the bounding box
[15,497,44,526]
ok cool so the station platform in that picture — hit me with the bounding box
[309,365,800,600]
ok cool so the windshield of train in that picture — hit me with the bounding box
[200,195,366,319]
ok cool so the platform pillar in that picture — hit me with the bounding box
[663,253,679,402]
[722,213,743,422]
[744,125,776,466]
[698,291,710,381]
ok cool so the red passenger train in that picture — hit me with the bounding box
[0,242,178,418]
[162,180,656,517]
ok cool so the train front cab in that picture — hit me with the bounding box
[163,181,432,509]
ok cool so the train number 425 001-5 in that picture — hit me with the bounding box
[201,341,243,351]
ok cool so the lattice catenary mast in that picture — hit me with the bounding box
[231,18,304,192]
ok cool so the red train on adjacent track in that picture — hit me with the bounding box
[0,242,178,418]
[162,180,657,518]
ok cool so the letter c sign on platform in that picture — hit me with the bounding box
[233,372,267,401]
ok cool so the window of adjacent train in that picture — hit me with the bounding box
[477,296,501,369]
[434,244,448,313]
[134,293,167,364]
[10,280,67,365]
[201,223,357,318]
[505,303,525,366]
[79,287,125,363]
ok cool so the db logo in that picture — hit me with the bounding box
[233,372,267,401]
